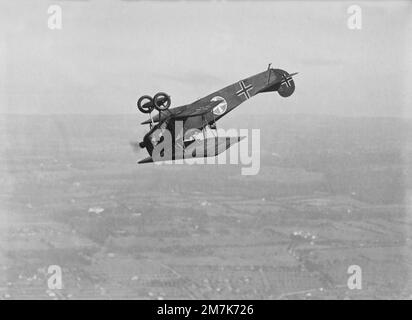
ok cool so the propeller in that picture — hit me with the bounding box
[129,141,145,153]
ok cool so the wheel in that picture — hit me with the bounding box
[153,92,171,111]
[137,95,154,114]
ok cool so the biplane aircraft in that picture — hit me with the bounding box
[134,65,297,164]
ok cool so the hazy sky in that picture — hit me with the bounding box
[0,0,411,117]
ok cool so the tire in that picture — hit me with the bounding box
[137,95,154,114]
[153,92,171,111]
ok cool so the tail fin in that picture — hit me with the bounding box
[273,69,297,98]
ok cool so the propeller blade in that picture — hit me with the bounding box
[129,141,144,153]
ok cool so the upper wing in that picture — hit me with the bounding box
[173,100,221,119]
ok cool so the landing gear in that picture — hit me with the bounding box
[208,123,218,138]
[209,115,218,137]
[153,92,171,111]
[137,92,171,129]
[200,114,218,139]
[137,95,154,114]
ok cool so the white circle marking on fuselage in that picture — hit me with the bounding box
[211,96,228,116]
